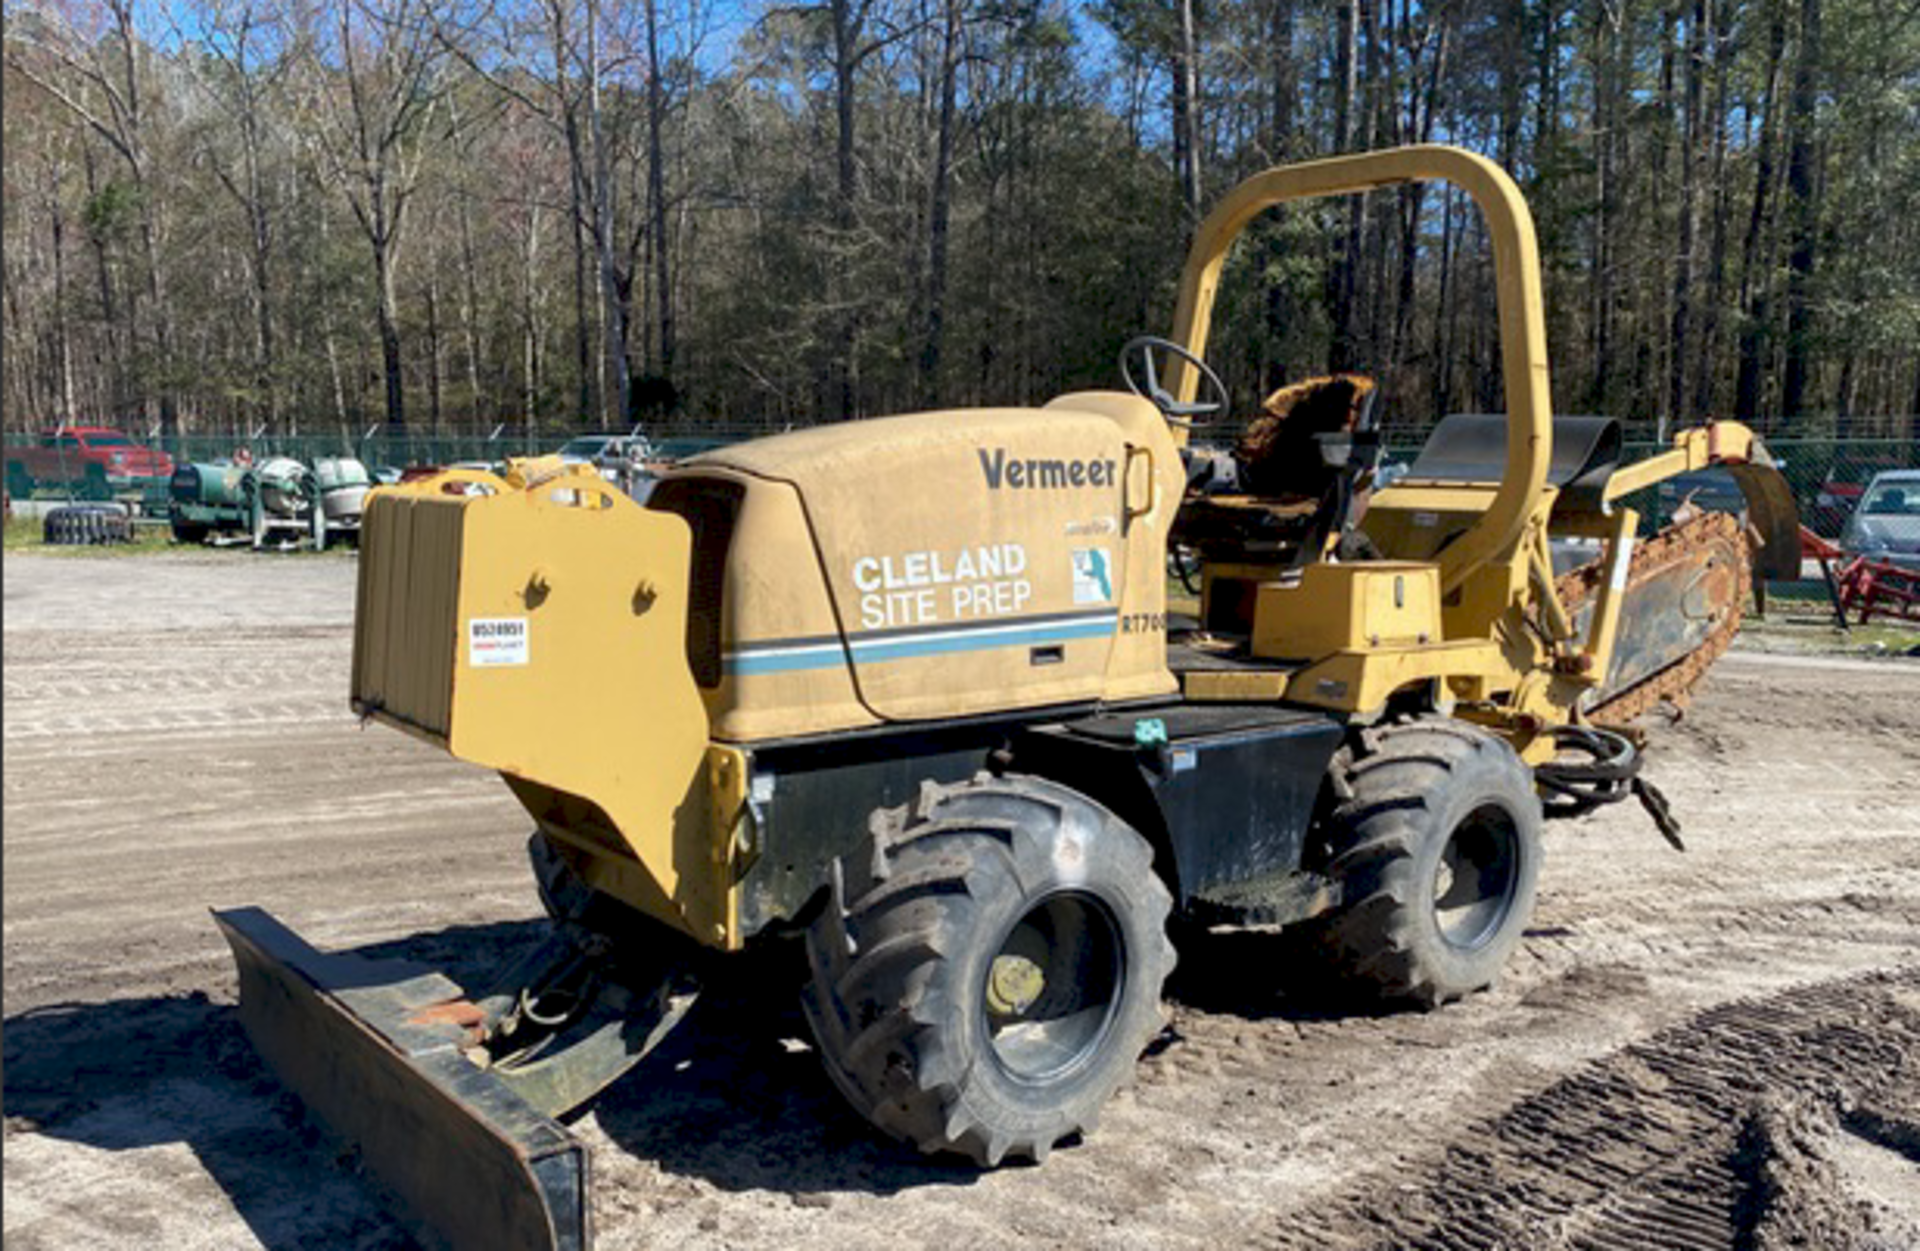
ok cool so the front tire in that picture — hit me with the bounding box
[802,775,1175,1165]
[1302,718,1542,1007]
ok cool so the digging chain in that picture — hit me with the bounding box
[1554,510,1755,727]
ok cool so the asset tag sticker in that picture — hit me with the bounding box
[468,617,530,667]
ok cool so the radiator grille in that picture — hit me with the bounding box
[350,493,465,740]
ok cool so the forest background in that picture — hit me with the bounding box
[3,0,1917,444]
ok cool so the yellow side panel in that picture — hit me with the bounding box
[1045,392,1187,703]
[1251,562,1441,660]
[794,409,1127,720]
[352,473,727,945]
[702,472,876,743]
[1362,483,1499,564]
[1359,566,1442,646]
[708,405,1182,725]
[1286,640,1505,716]
[1182,670,1292,701]
[445,482,721,940]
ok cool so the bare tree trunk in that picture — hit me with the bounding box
[1781,0,1822,421]
[1647,0,1678,433]
[567,131,594,424]
[1735,0,1788,421]
[586,0,629,427]
[644,0,674,386]
[1392,9,1447,375]
[549,0,595,426]
[48,169,76,426]
[3,258,41,429]
[1432,183,1459,418]
[1173,0,1202,218]
[1692,10,1732,415]
[315,209,350,428]
[830,0,865,418]
[1587,1,1617,410]
[1260,0,1296,393]
[1328,0,1361,372]
[523,207,545,435]
[1535,0,1558,159]
[108,0,178,438]
[426,229,444,435]
[458,190,484,424]
[1496,0,1523,167]
[325,328,349,427]
[919,0,961,407]
[80,145,124,415]
[1669,0,1707,423]
[232,59,279,433]
[374,225,405,431]
[1834,349,1856,420]
[1268,0,1295,160]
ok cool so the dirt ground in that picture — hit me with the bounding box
[5,551,1918,1251]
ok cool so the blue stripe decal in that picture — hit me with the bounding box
[724,616,1117,675]
[723,645,846,675]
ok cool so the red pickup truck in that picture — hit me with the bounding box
[5,427,174,498]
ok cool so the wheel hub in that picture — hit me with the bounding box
[987,954,1046,1016]
[1433,803,1522,950]
[984,892,1124,1084]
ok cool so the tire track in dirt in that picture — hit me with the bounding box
[1264,969,1920,1250]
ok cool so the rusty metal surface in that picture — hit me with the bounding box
[1556,511,1754,726]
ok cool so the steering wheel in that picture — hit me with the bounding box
[1119,335,1230,427]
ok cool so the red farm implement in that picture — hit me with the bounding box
[1800,527,1920,625]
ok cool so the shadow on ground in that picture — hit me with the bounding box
[1161,923,1422,1021]
[4,914,1439,1246]
[585,965,990,1198]
[0,917,992,1251]
[4,979,418,1250]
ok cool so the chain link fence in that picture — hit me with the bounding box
[2,425,752,520]
[6,422,1914,550]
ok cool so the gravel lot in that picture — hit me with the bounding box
[5,551,1918,1250]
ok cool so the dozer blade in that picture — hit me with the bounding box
[216,907,693,1251]
[1558,510,1753,724]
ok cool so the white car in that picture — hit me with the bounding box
[1840,469,1920,571]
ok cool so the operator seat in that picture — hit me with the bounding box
[1169,374,1386,634]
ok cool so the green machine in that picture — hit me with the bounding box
[169,458,328,549]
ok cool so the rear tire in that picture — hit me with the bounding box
[1300,718,1541,1008]
[802,775,1175,1165]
